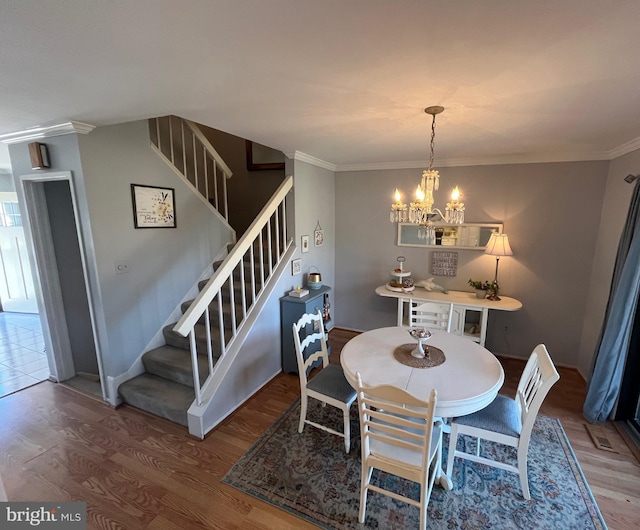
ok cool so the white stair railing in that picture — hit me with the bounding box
[149,116,232,221]
[173,176,293,405]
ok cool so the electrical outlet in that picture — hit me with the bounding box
[115,261,131,274]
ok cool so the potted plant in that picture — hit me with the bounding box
[468,279,490,299]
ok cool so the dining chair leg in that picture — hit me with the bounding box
[446,423,459,478]
[517,445,531,500]
[343,408,351,453]
[358,465,372,523]
[419,483,427,530]
[298,396,308,434]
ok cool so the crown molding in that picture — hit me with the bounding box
[606,135,640,160]
[284,150,337,172]
[0,121,96,144]
[334,151,616,172]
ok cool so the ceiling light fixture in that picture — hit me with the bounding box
[390,106,465,243]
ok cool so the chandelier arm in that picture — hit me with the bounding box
[430,208,447,221]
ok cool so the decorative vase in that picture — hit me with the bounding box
[475,289,486,299]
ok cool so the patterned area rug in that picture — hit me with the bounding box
[223,399,607,529]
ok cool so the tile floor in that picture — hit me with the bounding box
[0,312,48,398]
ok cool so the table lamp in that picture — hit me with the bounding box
[484,233,513,300]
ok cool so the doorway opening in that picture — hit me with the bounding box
[18,171,105,401]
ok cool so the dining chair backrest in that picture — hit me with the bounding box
[292,310,328,384]
[516,343,560,437]
[409,300,453,332]
[356,372,441,529]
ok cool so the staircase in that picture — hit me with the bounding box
[117,245,245,426]
[118,116,293,436]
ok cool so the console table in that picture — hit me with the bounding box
[375,285,522,347]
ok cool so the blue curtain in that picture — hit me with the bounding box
[584,179,640,423]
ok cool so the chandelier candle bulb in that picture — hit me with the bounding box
[390,188,408,222]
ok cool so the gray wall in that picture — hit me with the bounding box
[335,161,609,368]
[44,180,98,374]
[77,120,234,376]
[0,174,15,192]
[292,159,336,323]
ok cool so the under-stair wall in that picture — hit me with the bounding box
[195,255,297,431]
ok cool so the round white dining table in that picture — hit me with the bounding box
[341,327,505,489]
[340,327,505,420]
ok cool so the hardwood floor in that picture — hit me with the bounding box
[1,328,639,529]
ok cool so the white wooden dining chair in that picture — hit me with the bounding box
[292,311,357,453]
[409,300,453,331]
[446,344,560,500]
[355,372,442,530]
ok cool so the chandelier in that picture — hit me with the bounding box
[390,106,465,243]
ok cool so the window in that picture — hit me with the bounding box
[0,202,23,227]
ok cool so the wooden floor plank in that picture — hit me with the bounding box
[1,327,639,529]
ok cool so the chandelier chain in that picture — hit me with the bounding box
[428,113,437,171]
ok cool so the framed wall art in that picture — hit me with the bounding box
[301,235,310,253]
[314,221,324,247]
[431,251,458,277]
[131,184,176,228]
[291,258,302,275]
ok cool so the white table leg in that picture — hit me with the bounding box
[434,418,453,490]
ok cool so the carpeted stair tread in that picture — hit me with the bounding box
[118,373,194,426]
[142,345,210,387]
[162,322,231,352]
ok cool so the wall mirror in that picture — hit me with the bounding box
[397,223,503,250]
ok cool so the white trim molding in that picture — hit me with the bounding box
[284,150,337,172]
[0,121,96,144]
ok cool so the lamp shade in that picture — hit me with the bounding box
[485,233,513,257]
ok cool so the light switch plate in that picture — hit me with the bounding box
[115,261,131,274]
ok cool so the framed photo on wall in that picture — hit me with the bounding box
[131,184,176,228]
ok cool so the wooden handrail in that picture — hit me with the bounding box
[183,119,233,178]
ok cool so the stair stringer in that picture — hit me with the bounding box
[187,244,297,438]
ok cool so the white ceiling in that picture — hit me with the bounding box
[2,1,640,173]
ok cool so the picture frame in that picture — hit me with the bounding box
[431,251,458,277]
[245,140,285,171]
[291,258,302,275]
[131,184,176,228]
[301,235,310,253]
[314,221,324,247]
